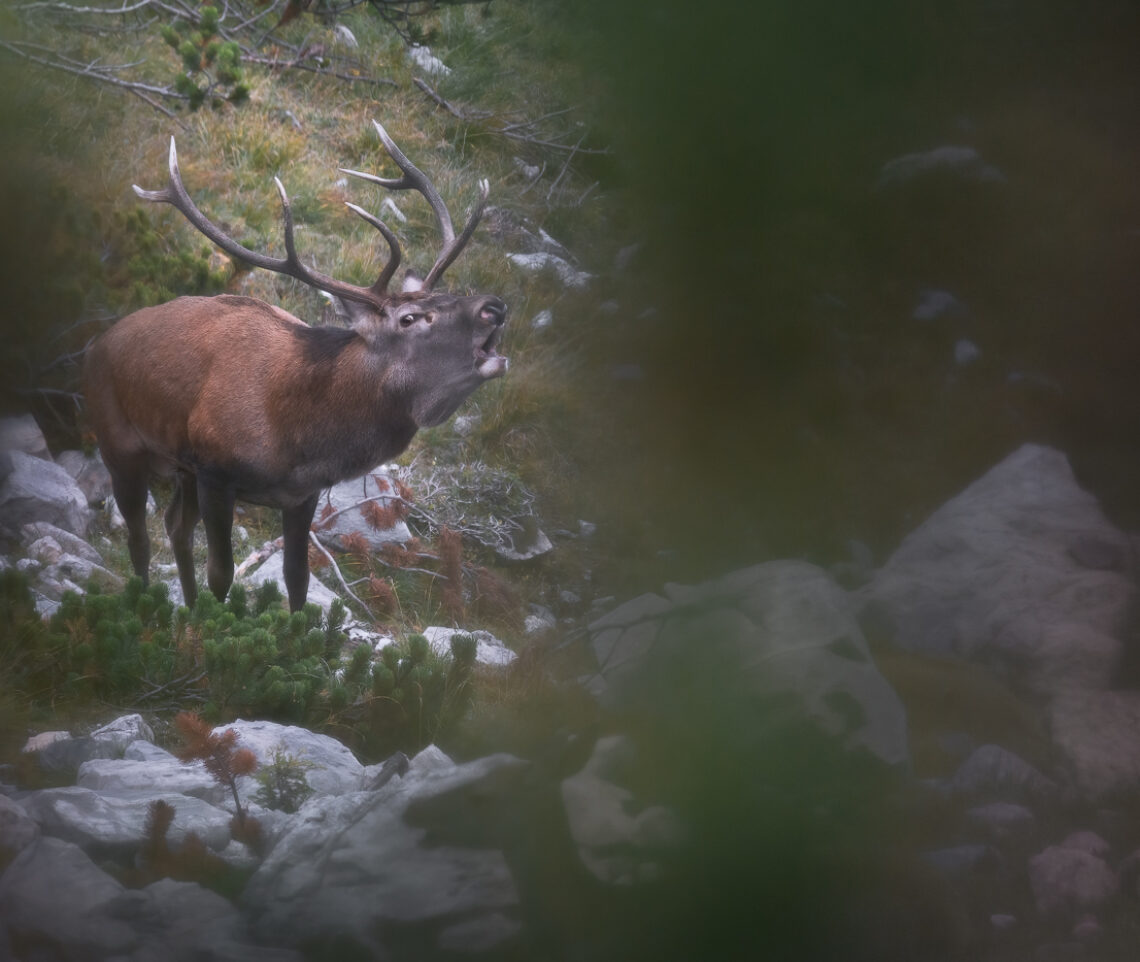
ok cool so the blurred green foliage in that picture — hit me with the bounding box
[160,6,249,110]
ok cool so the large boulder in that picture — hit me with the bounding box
[242,746,527,957]
[862,444,1134,694]
[0,836,137,957]
[56,448,114,506]
[560,735,682,886]
[0,449,94,539]
[1049,691,1140,804]
[589,561,910,769]
[0,834,300,961]
[219,718,366,799]
[312,472,412,552]
[76,754,226,806]
[0,414,50,460]
[21,786,235,854]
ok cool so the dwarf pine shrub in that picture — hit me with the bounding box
[2,570,482,757]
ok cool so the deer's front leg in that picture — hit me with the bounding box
[282,494,320,613]
[197,478,235,604]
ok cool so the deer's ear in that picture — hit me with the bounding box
[401,270,424,294]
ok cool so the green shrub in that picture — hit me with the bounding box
[159,6,249,110]
[0,569,480,759]
[252,744,316,813]
[340,632,477,758]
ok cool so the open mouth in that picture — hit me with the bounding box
[474,326,508,377]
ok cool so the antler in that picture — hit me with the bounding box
[133,137,400,307]
[340,120,490,291]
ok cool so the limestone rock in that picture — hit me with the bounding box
[218,718,365,798]
[0,836,136,957]
[1049,691,1140,803]
[0,414,50,460]
[863,445,1133,696]
[243,747,526,956]
[1028,844,1118,918]
[590,562,910,769]
[22,786,234,853]
[312,472,412,552]
[0,449,93,539]
[422,626,517,667]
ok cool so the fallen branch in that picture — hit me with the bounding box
[309,531,374,616]
[242,51,396,87]
[412,76,609,157]
[0,39,189,126]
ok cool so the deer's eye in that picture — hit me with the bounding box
[400,312,425,328]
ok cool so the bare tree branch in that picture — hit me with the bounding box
[309,531,376,616]
[412,76,609,157]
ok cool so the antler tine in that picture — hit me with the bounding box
[345,202,402,295]
[340,121,491,291]
[422,178,491,291]
[133,137,386,308]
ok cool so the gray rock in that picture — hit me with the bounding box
[1058,830,1111,858]
[407,43,450,76]
[966,801,1035,840]
[22,785,234,853]
[243,747,525,955]
[0,836,136,957]
[124,740,178,763]
[25,731,134,774]
[77,756,225,805]
[561,735,683,885]
[591,562,910,769]
[92,713,155,750]
[863,445,1134,694]
[1049,691,1140,803]
[40,553,124,593]
[506,251,594,289]
[524,604,557,636]
[422,626,517,667]
[244,550,341,611]
[0,794,40,861]
[22,520,104,564]
[0,449,93,538]
[495,514,554,561]
[0,413,50,460]
[949,744,1059,804]
[56,448,114,506]
[218,718,365,798]
[311,472,412,552]
[1028,843,1118,917]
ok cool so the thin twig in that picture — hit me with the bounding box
[19,0,154,14]
[242,51,396,86]
[412,76,609,157]
[309,531,374,615]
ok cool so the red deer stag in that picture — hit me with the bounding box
[84,121,507,612]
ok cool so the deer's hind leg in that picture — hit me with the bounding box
[196,477,236,605]
[165,470,201,607]
[107,457,152,587]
